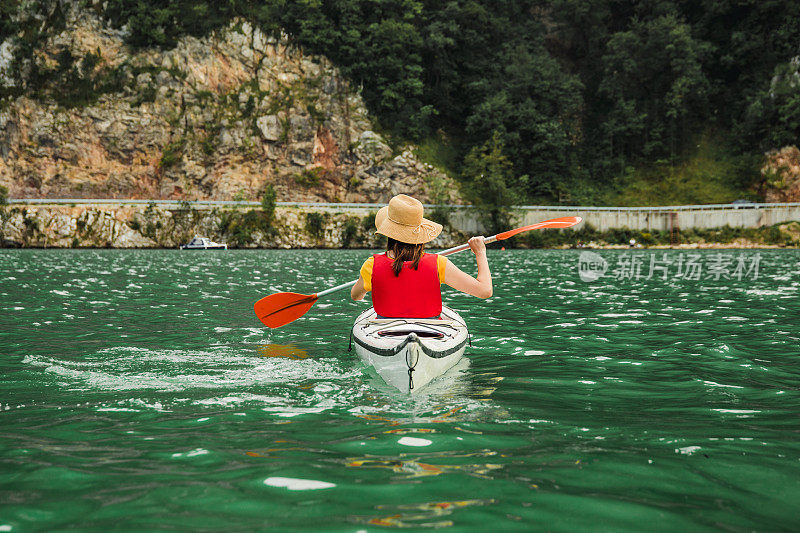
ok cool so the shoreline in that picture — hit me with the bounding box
[1,202,798,250]
[559,242,795,250]
[2,243,795,250]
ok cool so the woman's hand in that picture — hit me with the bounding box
[468,236,486,256]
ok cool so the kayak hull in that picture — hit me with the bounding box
[351,306,469,393]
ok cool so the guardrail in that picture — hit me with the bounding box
[8,198,800,211]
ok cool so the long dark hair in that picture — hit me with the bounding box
[387,237,424,276]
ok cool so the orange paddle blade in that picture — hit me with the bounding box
[253,292,318,328]
[495,216,582,240]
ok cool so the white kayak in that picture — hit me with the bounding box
[350,306,469,393]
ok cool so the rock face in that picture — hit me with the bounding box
[763,146,800,203]
[0,204,466,249]
[0,9,461,204]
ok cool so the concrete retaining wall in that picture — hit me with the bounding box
[515,205,800,232]
[451,204,800,233]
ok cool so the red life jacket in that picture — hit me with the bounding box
[371,253,442,318]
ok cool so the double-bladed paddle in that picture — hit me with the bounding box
[254,216,582,328]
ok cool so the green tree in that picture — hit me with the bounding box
[742,58,800,150]
[104,0,248,47]
[462,131,514,233]
[0,185,9,246]
[0,1,20,42]
[267,0,428,137]
[682,1,800,137]
[261,183,277,221]
[464,42,583,200]
[599,14,711,162]
[418,0,498,126]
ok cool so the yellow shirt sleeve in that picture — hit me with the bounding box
[437,255,448,284]
[360,256,374,292]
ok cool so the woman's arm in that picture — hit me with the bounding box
[351,276,367,301]
[444,237,493,299]
[351,256,373,301]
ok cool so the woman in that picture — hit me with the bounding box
[350,194,492,318]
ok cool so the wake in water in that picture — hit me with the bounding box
[22,342,502,422]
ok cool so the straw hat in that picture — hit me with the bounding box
[374,194,443,244]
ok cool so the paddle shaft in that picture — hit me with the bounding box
[315,235,498,299]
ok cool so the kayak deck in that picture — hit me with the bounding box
[351,306,469,393]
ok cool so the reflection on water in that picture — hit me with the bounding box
[255,343,309,359]
[347,452,503,479]
[363,499,495,529]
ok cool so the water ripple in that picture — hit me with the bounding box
[1,249,799,531]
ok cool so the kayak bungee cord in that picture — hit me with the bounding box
[406,339,419,391]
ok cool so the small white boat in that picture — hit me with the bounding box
[180,236,227,250]
[351,306,469,393]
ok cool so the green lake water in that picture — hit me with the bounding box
[1,249,799,531]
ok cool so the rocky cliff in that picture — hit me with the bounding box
[0,7,460,204]
[762,146,800,203]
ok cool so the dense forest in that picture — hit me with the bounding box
[2,0,799,210]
